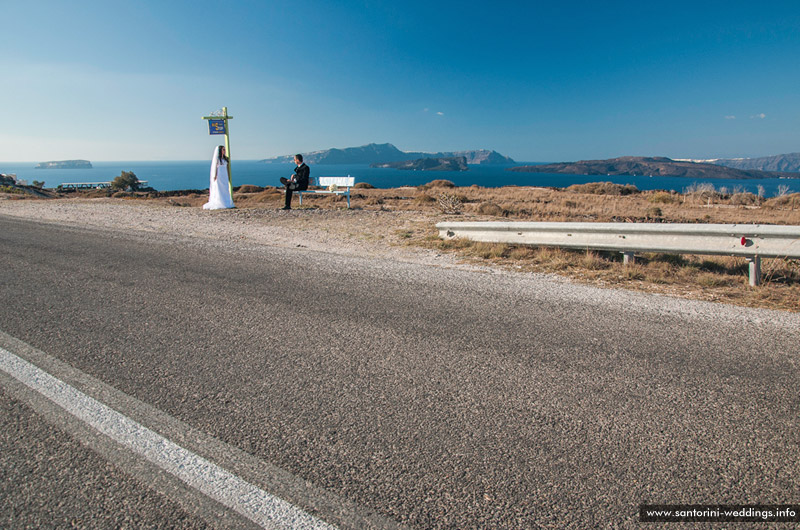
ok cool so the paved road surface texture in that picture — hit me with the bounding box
[1,216,798,528]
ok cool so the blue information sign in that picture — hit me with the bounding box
[208,119,226,135]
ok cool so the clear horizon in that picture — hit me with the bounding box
[5,148,800,165]
[3,1,798,163]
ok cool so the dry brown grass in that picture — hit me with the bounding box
[566,182,640,195]
[416,235,800,311]
[51,182,800,311]
[63,183,800,225]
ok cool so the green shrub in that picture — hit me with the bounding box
[765,193,799,209]
[567,182,640,195]
[477,202,504,216]
[420,179,456,190]
[110,171,140,191]
[730,192,757,206]
[415,193,436,204]
[646,206,663,218]
[236,184,263,193]
[649,191,676,204]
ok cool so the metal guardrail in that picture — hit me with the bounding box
[436,221,800,286]
[60,181,149,190]
[60,182,112,190]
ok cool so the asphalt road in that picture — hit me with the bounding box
[1,215,798,529]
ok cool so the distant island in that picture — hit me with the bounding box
[261,143,514,165]
[508,156,796,179]
[706,152,800,173]
[371,156,469,171]
[36,160,92,169]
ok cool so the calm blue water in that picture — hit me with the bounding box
[2,160,799,197]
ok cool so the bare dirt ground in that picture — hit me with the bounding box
[0,197,462,269]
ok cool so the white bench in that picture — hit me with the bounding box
[296,176,356,208]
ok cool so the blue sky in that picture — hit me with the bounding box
[2,0,798,162]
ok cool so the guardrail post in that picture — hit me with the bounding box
[747,256,761,287]
[622,252,635,265]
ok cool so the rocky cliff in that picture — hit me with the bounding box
[261,143,514,165]
[447,149,514,165]
[371,156,469,171]
[509,156,791,179]
[713,152,800,173]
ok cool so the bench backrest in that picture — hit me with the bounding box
[316,176,355,188]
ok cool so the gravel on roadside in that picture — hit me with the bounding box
[3,198,799,327]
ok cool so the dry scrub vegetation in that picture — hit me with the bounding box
[27,179,800,311]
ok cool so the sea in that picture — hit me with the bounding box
[2,160,799,197]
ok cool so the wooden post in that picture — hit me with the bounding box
[222,107,232,197]
[202,107,234,196]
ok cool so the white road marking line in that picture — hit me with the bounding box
[0,346,336,530]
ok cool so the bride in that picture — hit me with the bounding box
[203,145,234,209]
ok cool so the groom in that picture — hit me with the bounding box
[279,154,310,210]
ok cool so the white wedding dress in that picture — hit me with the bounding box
[203,146,234,210]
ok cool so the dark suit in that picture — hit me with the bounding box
[280,163,310,208]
